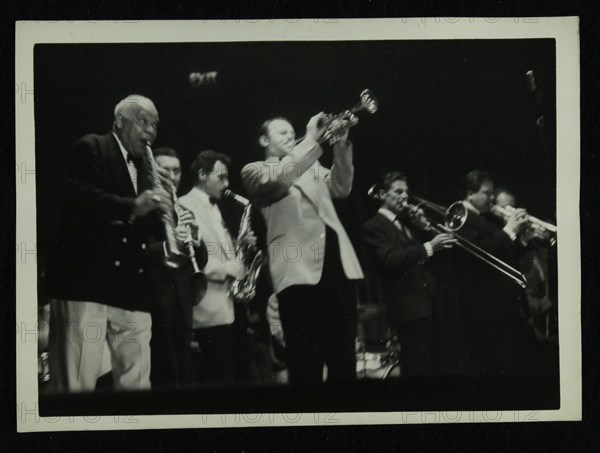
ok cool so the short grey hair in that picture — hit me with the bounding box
[112,94,157,131]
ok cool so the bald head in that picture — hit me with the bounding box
[113,95,158,123]
[112,94,160,158]
[259,117,296,158]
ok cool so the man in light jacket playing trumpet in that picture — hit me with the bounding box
[241,113,364,385]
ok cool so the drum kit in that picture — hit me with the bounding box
[355,304,401,379]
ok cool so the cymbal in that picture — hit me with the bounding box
[357,304,387,323]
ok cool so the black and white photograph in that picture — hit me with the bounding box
[15,18,580,430]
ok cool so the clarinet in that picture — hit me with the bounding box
[145,144,185,269]
[171,184,205,280]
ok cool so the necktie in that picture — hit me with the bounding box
[395,217,413,240]
[131,154,153,193]
[125,153,139,194]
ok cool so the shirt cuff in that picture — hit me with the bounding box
[162,241,169,259]
[503,225,517,241]
[424,242,434,257]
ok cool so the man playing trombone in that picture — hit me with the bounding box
[362,171,456,377]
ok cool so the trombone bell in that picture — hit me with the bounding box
[445,201,469,231]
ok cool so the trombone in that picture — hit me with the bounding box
[368,185,527,289]
[412,196,527,289]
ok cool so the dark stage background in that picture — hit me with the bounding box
[34,39,556,259]
[33,40,559,413]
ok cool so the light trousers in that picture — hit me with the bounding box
[48,300,152,392]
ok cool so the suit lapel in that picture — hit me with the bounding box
[376,212,411,243]
[104,133,137,197]
[293,161,322,213]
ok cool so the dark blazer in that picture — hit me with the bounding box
[49,132,161,311]
[447,210,525,321]
[147,238,208,330]
[361,212,437,326]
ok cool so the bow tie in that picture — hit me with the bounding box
[209,196,218,206]
[126,153,142,167]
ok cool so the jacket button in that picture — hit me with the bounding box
[423,283,428,287]
[141,243,147,250]
[114,260,120,267]
[138,268,144,274]
[122,237,128,243]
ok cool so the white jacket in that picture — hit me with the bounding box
[241,138,363,294]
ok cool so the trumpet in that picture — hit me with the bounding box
[491,204,557,247]
[367,184,527,289]
[295,89,378,146]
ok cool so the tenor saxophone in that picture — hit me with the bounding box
[224,189,265,303]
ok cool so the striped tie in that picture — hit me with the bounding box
[126,157,138,194]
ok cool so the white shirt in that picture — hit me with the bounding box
[378,207,433,257]
[179,186,237,328]
[193,188,235,256]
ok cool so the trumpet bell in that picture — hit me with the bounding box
[360,89,379,114]
[320,89,379,145]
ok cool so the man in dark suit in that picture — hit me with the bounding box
[454,170,529,375]
[48,94,175,392]
[361,171,456,376]
[149,147,208,388]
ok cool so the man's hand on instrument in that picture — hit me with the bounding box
[174,210,201,247]
[408,207,430,231]
[506,208,528,235]
[329,117,350,144]
[156,166,173,187]
[225,260,246,280]
[133,189,167,218]
[430,233,457,252]
[174,225,190,244]
[152,187,173,215]
[177,209,195,228]
[306,112,328,143]
[244,231,258,248]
